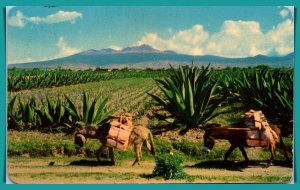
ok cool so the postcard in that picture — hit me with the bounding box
[6,6,294,184]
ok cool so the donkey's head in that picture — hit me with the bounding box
[203,129,216,153]
[120,113,133,126]
[74,123,98,150]
[74,133,86,150]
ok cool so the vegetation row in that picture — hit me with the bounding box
[8,67,167,91]
[8,64,293,136]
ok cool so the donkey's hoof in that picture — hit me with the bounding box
[265,162,273,168]
[132,161,140,166]
[242,160,250,167]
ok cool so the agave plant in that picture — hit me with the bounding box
[7,74,20,91]
[7,96,22,130]
[18,97,37,130]
[35,97,68,132]
[225,68,293,135]
[63,92,113,133]
[149,64,225,133]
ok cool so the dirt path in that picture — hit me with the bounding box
[7,158,293,184]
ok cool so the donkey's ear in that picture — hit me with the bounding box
[203,123,221,130]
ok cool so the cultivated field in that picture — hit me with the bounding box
[9,77,158,119]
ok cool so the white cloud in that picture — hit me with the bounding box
[267,19,294,55]
[206,20,267,57]
[108,45,123,51]
[135,24,209,55]
[280,9,289,18]
[7,11,25,27]
[9,56,51,64]
[56,37,80,57]
[8,37,80,64]
[8,10,82,28]
[9,57,32,64]
[135,19,294,57]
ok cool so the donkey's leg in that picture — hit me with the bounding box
[266,144,275,168]
[139,146,143,162]
[132,144,142,166]
[96,144,106,162]
[279,135,291,163]
[224,145,237,161]
[108,147,115,165]
[238,146,249,165]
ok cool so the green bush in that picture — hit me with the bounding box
[154,139,173,154]
[171,140,243,161]
[8,141,54,157]
[152,153,188,180]
[172,140,202,157]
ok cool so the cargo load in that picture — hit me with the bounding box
[242,110,278,146]
[106,116,133,150]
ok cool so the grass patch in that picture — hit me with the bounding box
[209,103,245,126]
[10,172,138,180]
[190,174,292,183]
[8,130,293,164]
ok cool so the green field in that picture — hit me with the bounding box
[9,77,157,117]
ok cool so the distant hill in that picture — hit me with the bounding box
[9,44,294,69]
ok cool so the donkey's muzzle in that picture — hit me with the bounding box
[75,143,82,150]
[203,146,211,153]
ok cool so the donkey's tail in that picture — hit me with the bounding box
[148,130,156,157]
[273,125,292,162]
[278,132,292,162]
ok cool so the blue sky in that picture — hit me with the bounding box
[7,6,294,64]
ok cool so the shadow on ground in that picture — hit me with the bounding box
[272,160,293,168]
[152,124,177,135]
[186,160,247,171]
[186,160,292,171]
[69,159,114,166]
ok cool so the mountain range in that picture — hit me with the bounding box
[9,44,294,69]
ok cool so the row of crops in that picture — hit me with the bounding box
[7,65,293,136]
[8,68,167,91]
[8,78,159,133]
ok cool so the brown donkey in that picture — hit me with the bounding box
[203,126,291,167]
[74,121,156,166]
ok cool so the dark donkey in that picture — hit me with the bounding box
[203,126,291,167]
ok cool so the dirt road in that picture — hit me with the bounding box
[7,158,293,184]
